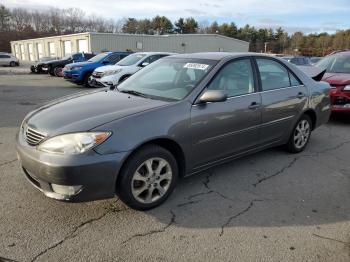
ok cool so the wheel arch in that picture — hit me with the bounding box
[116,137,186,191]
[302,109,317,130]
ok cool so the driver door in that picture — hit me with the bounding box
[189,58,262,170]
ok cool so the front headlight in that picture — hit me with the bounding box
[104,69,122,76]
[38,132,111,155]
[71,66,83,71]
[344,85,350,91]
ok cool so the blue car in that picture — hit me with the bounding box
[63,52,132,87]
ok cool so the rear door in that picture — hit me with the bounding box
[190,58,262,169]
[254,57,308,145]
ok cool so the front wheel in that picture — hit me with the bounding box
[286,115,312,153]
[9,61,16,67]
[49,67,55,76]
[83,72,92,87]
[117,145,178,210]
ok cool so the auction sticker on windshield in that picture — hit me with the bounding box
[184,63,209,70]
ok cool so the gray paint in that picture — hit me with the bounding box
[16,52,331,202]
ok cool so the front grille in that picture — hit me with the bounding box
[25,127,46,146]
[92,71,103,78]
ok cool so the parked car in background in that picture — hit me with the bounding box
[310,57,322,65]
[315,50,350,112]
[16,53,331,210]
[30,57,59,73]
[41,53,95,77]
[63,52,132,87]
[282,56,312,66]
[0,52,19,67]
[89,52,176,87]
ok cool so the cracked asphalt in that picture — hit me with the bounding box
[0,70,349,262]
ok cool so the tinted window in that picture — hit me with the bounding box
[256,58,291,91]
[0,55,10,58]
[207,59,255,97]
[106,54,121,63]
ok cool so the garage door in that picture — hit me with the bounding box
[77,39,88,53]
[14,45,20,59]
[36,43,43,59]
[48,42,56,57]
[20,44,25,60]
[28,44,34,61]
[64,41,72,55]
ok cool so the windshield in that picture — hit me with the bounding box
[118,58,216,101]
[88,53,109,62]
[315,55,350,74]
[117,53,146,66]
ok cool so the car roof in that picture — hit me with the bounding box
[168,52,276,61]
[133,52,178,56]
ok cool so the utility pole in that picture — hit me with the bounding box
[264,42,269,53]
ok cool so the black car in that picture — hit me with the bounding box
[41,53,95,77]
[30,57,59,73]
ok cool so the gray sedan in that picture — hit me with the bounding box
[16,53,331,210]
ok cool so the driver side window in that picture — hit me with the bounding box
[207,59,255,97]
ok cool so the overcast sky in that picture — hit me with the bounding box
[3,0,350,34]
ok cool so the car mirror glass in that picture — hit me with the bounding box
[140,62,149,67]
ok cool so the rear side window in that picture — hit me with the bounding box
[0,55,10,58]
[256,58,300,91]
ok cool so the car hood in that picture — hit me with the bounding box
[66,61,93,68]
[25,90,170,136]
[322,73,350,85]
[95,65,127,73]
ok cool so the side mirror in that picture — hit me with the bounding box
[199,90,227,103]
[140,62,149,67]
[102,60,109,64]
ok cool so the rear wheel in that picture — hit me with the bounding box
[117,145,178,210]
[54,66,64,77]
[286,114,312,153]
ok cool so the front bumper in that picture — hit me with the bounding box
[88,76,111,88]
[63,70,83,83]
[16,133,129,202]
[330,89,350,112]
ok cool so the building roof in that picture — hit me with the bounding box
[10,32,249,45]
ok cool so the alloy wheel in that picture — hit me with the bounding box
[293,119,310,149]
[131,157,172,204]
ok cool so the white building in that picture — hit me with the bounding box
[10,32,249,61]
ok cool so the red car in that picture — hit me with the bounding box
[316,51,350,112]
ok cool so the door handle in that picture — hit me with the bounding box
[248,102,260,110]
[297,92,305,99]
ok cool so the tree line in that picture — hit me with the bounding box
[1,4,349,56]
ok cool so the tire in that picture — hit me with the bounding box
[49,67,55,76]
[286,114,312,153]
[118,74,131,83]
[9,61,16,67]
[54,66,64,77]
[117,145,178,210]
[82,72,92,87]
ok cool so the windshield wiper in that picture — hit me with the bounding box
[119,90,149,98]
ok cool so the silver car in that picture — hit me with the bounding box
[16,53,331,210]
[0,52,19,67]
